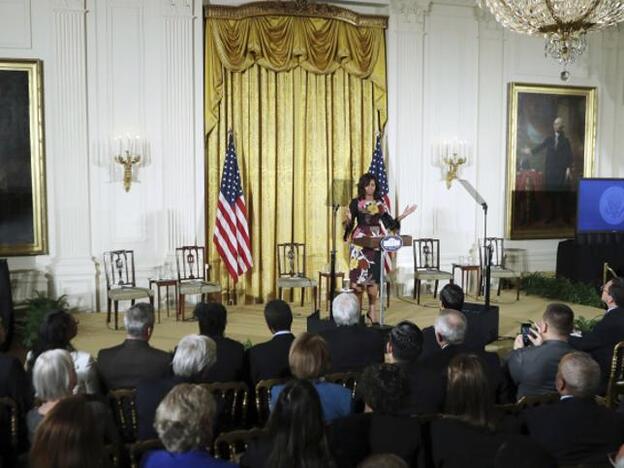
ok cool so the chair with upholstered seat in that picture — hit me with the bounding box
[276,243,317,311]
[412,238,453,304]
[478,237,521,301]
[200,381,249,432]
[175,246,221,321]
[103,250,153,330]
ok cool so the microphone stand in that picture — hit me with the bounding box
[457,179,491,308]
[328,203,340,321]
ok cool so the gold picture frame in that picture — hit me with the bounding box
[0,59,47,255]
[506,83,596,240]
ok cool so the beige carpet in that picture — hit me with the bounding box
[70,291,604,359]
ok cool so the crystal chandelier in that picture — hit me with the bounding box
[478,0,624,79]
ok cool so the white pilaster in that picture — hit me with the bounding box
[49,0,96,309]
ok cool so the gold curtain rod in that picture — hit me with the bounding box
[204,1,388,29]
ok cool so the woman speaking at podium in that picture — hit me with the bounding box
[343,173,416,324]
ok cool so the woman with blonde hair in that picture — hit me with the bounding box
[270,332,352,422]
[143,383,236,468]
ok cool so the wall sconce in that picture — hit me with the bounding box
[114,135,142,192]
[436,139,471,189]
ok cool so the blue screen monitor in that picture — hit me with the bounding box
[577,178,624,234]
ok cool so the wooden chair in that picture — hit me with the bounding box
[478,237,521,301]
[103,250,153,330]
[108,388,138,443]
[255,377,290,426]
[276,243,317,311]
[214,428,268,462]
[517,392,560,409]
[324,371,360,399]
[128,439,163,468]
[175,246,221,321]
[604,341,624,409]
[0,396,19,451]
[412,238,453,304]
[200,381,249,433]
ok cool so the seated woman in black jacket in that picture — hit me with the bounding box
[241,379,335,468]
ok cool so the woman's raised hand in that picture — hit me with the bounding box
[400,204,417,220]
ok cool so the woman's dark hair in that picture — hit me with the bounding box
[357,363,409,414]
[30,396,108,468]
[388,321,423,362]
[194,303,227,337]
[29,310,77,368]
[357,173,381,200]
[444,353,495,430]
[266,379,335,468]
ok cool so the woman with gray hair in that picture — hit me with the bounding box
[26,349,118,445]
[137,334,217,440]
[142,383,236,468]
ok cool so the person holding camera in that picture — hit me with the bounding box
[507,303,575,400]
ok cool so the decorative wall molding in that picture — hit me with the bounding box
[389,0,430,27]
[162,0,194,17]
[0,0,32,48]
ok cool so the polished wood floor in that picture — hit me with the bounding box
[69,290,604,359]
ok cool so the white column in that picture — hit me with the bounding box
[387,0,431,293]
[161,0,198,253]
[49,0,96,309]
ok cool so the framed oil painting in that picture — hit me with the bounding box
[506,83,596,240]
[0,59,47,255]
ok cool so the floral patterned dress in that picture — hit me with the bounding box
[343,197,400,286]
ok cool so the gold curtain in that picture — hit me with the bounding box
[205,6,388,302]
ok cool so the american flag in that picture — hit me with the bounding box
[213,133,253,282]
[368,133,392,272]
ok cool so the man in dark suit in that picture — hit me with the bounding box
[386,320,445,414]
[523,351,624,465]
[136,334,216,440]
[195,303,244,382]
[424,309,510,403]
[318,292,384,373]
[507,303,575,400]
[246,299,295,384]
[421,283,464,360]
[570,277,624,393]
[96,303,172,391]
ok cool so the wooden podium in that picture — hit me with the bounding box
[352,234,412,325]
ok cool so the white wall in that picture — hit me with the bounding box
[1,0,623,308]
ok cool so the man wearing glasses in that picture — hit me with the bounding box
[569,277,624,394]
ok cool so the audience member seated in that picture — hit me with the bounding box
[523,351,624,465]
[420,284,464,360]
[431,354,534,468]
[506,303,575,400]
[319,292,384,372]
[423,309,509,403]
[386,320,445,414]
[97,303,172,391]
[246,300,295,384]
[270,332,352,422]
[570,277,624,393]
[29,395,110,468]
[195,303,244,382]
[0,321,32,465]
[241,379,336,468]
[357,453,408,468]
[143,383,236,468]
[137,334,217,440]
[27,349,117,445]
[355,364,420,466]
[26,309,100,395]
